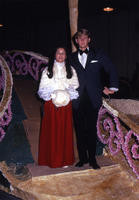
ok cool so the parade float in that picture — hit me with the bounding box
[0,0,138,199]
[0,50,138,200]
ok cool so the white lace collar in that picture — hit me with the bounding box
[53,60,66,79]
[54,60,65,67]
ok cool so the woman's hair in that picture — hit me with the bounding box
[47,47,73,79]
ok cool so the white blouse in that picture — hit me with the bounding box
[38,61,79,105]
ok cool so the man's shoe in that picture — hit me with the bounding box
[89,162,100,169]
[75,161,84,167]
[75,161,88,167]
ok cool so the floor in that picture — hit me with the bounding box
[13,78,115,177]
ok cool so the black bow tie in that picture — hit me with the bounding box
[78,48,89,55]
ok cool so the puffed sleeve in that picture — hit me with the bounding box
[66,67,79,100]
[68,67,79,89]
[38,68,54,101]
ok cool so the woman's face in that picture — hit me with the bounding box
[55,48,66,63]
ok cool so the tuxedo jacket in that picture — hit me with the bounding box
[69,48,119,110]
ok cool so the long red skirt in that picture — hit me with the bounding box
[38,100,75,168]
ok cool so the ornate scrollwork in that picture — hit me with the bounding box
[3,50,48,80]
[97,106,139,179]
[0,50,49,142]
[0,55,13,141]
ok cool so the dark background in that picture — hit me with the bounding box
[0,0,139,82]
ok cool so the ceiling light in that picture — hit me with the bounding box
[103,0,114,12]
[103,7,114,12]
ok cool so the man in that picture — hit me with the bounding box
[69,28,119,169]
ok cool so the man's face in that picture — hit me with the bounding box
[76,34,90,50]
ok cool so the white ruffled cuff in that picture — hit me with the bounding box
[38,87,53,101]
[66,87,79,100]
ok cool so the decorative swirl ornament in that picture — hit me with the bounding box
[0,50,49,142]
[3,50,48,81]
[97,105,139,179]
[0,55,13,141]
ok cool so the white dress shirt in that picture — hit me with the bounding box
[78,52,88,68]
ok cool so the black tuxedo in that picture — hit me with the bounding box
[69,48,119,165]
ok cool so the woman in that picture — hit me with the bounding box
[38,47,79,168]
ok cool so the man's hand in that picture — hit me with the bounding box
[103,87,115,95]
